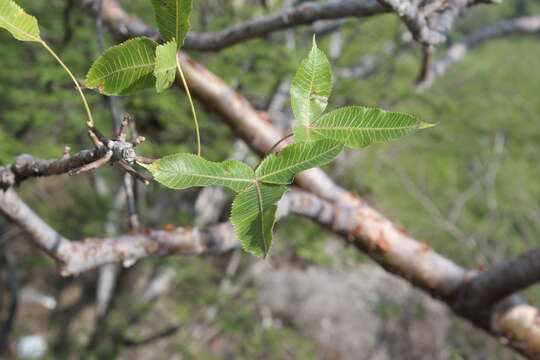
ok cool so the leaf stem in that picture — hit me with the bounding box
[40,40,95,127]
[254,182,268,258]
[254,133,293,171]
[176,55,201,156]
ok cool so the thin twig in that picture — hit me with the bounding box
[176,56,202,156]
[40,41,95,127]
[254,133,293,171]
[88,129,105,148]
[117,115,130,142]
[71,151,113,175]
[416,44,434,86]
[118,161,150,185]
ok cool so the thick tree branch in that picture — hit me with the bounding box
[3,181,540,355]
[76,0,387,50]
[0,150,103,190]
[417,14,540,90]
[0,188,236,274]
[1,184,464,296]
[76,0,499,52]
[0,189,72,264]
[183,0,386,51]
[459,247,540,310]
[497,302,540,355]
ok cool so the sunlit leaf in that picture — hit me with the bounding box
[154,40,177,93]
[290,38,332,125]
[295,106,433,148]
[255,140,343,185]
[85,37,157,96]
[151,0,192,49]
[0,0,40,42]
[141,153,254,192]
[231,183,287,257]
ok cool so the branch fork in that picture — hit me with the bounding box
[71,116,151,183]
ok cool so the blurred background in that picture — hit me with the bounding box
[1,0,540,358]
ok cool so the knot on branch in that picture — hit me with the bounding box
[74,116,152,183]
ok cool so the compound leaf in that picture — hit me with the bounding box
[154,40,177,93]
[151,0,192,49]
[0,0,40,42]
[290,38,332,125]
[295,106,434,148]
[141,153,254,192]
[86,37,157,96]
[231,183,287,257]
[255,140,343,185]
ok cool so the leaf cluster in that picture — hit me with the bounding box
[85,0,192,95]
[144,39,433,257]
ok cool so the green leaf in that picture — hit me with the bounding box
[231,183,287,257]
[85,37,157,96]
[255,140,343,185]
[291,124,312,143]
[0,0,41,42]
[290,38,332,125]
[154,40,177,93]
[141,153,254,192]
[296,106,433,148]
[151,0,192,49]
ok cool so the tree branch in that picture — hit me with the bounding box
[183,0,386,51]
[0,189,72,265]
[0,124,150,190]
[3,179,540,355]
[458,247,540,310]
[0,150,103,190]
[76,0,387,50]
[378,0,504,46]
[417,14,540,90]
[377,0,446,45]
[76,0,498,52]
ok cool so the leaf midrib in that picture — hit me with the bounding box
[308,124,417,131]
[92,62,156,83]
[157,168,253,183]
[303,56,317,123]
[254,182,268,255]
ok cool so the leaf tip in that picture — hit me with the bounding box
[419,121,438,129]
